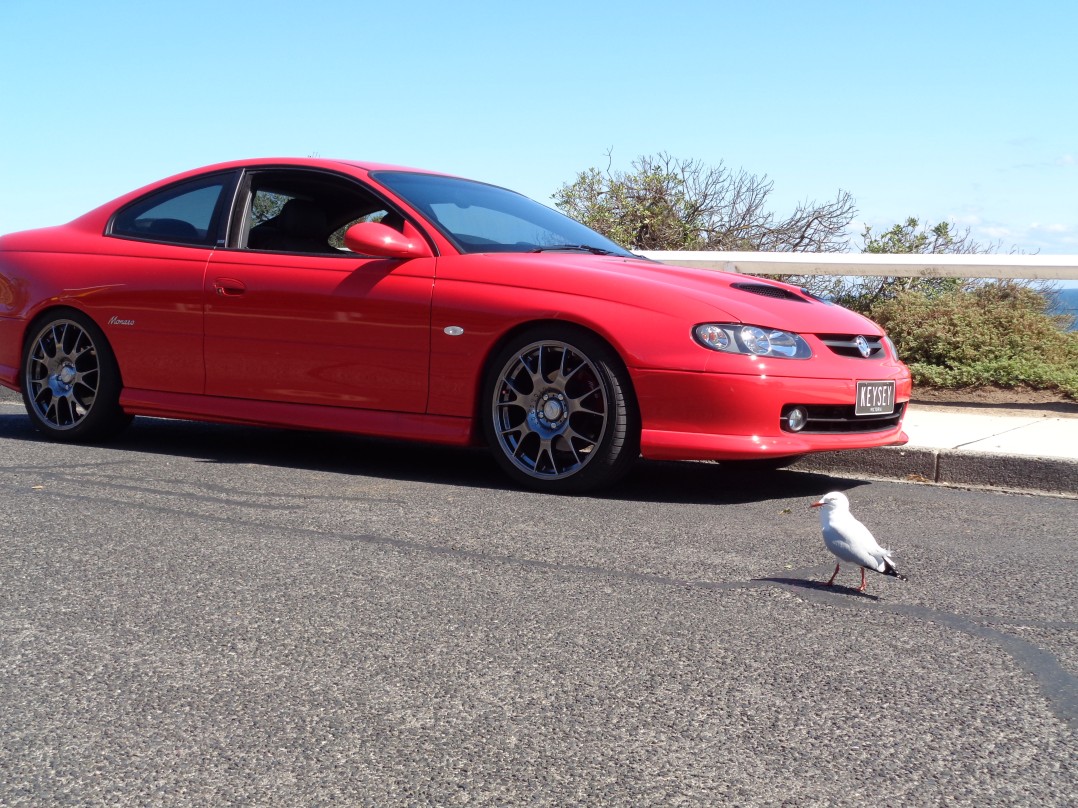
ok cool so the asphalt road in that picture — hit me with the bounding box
[1,387,1075,806]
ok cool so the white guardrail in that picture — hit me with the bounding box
[637,251,1078,280]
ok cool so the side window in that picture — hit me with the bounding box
[328,210,398,249]
[250,189,290,228]
[111,176,228,246]
[246,191,333,254]
[242,170,402,255]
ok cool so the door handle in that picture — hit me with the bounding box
[214,277,246,296]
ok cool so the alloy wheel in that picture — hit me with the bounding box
[490,339,610,481]
[25,319,102,431]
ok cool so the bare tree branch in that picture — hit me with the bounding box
[554,153,856,254]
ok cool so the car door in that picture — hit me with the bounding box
[203,246,434,414]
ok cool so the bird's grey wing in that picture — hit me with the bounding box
[822,524,870,565]
[832,517,890,570]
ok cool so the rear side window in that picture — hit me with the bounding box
[111,175,230,246]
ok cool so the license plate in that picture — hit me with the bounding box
[855,380,896,416]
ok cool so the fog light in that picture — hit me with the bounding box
[787,407,807,432]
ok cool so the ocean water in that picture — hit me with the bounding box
[1051,288,1078,330]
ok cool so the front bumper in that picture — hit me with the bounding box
[632,367,911,461]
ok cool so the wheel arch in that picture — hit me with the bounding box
[471,318,639,426]
[19,305,131,441]
[476,318,642,492]
[19,304,121,385]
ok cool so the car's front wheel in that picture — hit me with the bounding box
[22,310,129,442]
[482,325,640,494]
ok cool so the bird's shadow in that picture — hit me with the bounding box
[756,576,881,602]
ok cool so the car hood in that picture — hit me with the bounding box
[461,252,885,336]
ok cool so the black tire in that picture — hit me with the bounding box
[21,310,130,442]
[481,325,640,494]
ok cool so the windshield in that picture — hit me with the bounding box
[371,171,635,257]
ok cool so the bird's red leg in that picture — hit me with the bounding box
[826,563,840,586]
[858,568,867,593]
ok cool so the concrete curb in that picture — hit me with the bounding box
[792,446,1078,497]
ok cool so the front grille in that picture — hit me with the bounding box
[731,282,808,303]
[781,403,906,434]
[818,334,885,359]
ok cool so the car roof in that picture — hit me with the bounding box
[60,158,460,230]
[196,156,452,178]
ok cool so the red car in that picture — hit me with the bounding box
[0,158,910,492]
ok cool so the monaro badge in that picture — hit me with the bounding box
[108,315,136,326]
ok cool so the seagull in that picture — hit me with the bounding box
[811,491,908,592]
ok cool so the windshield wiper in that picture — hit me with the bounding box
[530,244,615,255]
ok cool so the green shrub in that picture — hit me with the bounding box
[870,282,1078,399]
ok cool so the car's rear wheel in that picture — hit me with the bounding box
[482,325,640,494]
[22,311,129,442]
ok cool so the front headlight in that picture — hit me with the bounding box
[694,323,812,359]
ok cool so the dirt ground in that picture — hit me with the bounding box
[911,384,1078,415]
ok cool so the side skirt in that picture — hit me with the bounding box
[119,389,475,446]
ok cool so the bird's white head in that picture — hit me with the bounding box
[811,491,850,512]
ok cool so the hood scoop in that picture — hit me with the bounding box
[731,282,810,303]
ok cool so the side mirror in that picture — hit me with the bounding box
[343,221,432,259]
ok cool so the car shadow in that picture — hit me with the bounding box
[0,411,871,505]
[609,458,870,505]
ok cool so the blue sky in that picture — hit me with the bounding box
[2,0,1076,263]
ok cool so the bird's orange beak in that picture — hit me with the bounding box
[810,501,824,508]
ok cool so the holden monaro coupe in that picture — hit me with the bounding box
[0,158,910,492]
